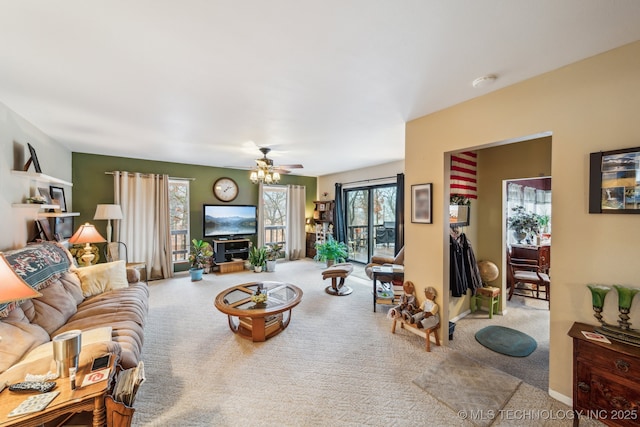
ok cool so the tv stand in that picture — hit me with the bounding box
[212,238,250,274]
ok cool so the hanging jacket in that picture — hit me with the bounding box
[450,235,467,297]
[459,233,483,295]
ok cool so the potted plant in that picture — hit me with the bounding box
[248,245,267,273]
[314,236,348,267]
[189,239,213,281]
[507,206,541,244]
[265,243,283,272]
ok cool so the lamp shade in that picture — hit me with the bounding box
[94,204,123,220]
[69,223,107,245]
[0,253,41,304]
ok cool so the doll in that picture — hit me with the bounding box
[388,281,418,320]
[408,286,440,329]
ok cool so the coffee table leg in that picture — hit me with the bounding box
[227,315,239,333]
[282,310,292,328]
[373,275,377,312]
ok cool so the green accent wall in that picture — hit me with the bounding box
[72,153,317,267]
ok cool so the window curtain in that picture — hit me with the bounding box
[113,171,173,280]
[394,173,405,253]
[257,181,265,248]
[334,183,346,243]
[286,185,306,260]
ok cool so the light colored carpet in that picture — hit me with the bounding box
[131,259,599,426]
[413,352,521,427]
[449,295,551,391]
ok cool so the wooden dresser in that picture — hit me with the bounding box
[511,244,550,270]
[568,322,640,426]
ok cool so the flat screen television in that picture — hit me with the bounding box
[203,204,257,238]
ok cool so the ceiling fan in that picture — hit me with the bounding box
[242,147,303,184]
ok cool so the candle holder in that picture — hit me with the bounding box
[587,284,640,347]
[613,285,640,330]
[587,285,611,324]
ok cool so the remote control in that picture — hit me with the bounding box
[8,382,56,393]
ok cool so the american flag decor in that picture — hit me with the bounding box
[450,151,477,199]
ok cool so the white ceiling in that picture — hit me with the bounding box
[1,1,640,177]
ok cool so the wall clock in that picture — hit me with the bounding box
[213,177,239,202]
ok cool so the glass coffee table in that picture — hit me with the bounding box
[214,281,303,342]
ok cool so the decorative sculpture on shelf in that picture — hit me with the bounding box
[587,284,640,346]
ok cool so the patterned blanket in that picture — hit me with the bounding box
[1,242,73,316]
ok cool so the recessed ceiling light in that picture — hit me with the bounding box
[472,74,497,88]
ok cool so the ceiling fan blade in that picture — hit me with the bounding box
[273,168,291,174]
[276,164,303,169]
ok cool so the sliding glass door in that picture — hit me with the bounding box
[344,184,396,263]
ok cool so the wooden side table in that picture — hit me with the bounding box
[372,266,404,312]
[0,354,116,427]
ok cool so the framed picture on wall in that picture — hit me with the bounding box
[411,183,433,224]
[589,146,640,213]
[49,186,67,212]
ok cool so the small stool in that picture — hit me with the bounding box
[470,286,501,319]
[322,263,354,296]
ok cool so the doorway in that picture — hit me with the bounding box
[446,134,552,390]
[344,184,397,263]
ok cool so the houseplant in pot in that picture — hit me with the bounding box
[314,236,348,267]
[248,245,267,273]
[265,243,283,272]
[507,206,541,244]
[189,239,213,281]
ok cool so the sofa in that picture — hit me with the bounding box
[0,241,148,384]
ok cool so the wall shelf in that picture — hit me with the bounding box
[12,203,59,210]
[38,212,80,218]
[11,170,73,187]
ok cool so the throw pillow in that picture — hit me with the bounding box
[75,261,129,298]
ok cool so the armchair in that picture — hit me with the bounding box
[365,246,405,281]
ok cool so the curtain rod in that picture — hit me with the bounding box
[343,175,397,185]
[105,171,195,181]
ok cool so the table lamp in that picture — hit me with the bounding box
[69,223,106,267]
[93,204,123,243]
[0,253,42,346]
[0,253,42,304]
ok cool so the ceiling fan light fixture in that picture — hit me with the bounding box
[250,171,258,183]
[472,74,497,88]
[272,171,281,181]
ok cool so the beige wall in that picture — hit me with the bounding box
[0,101,72,250]
[405,41,640,400]
[318,160,404,199]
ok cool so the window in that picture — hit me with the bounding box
[169,179,190,263]
[263,185,287,249]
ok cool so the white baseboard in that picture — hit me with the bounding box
[548,388,572,407]
[450,310,471,323]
